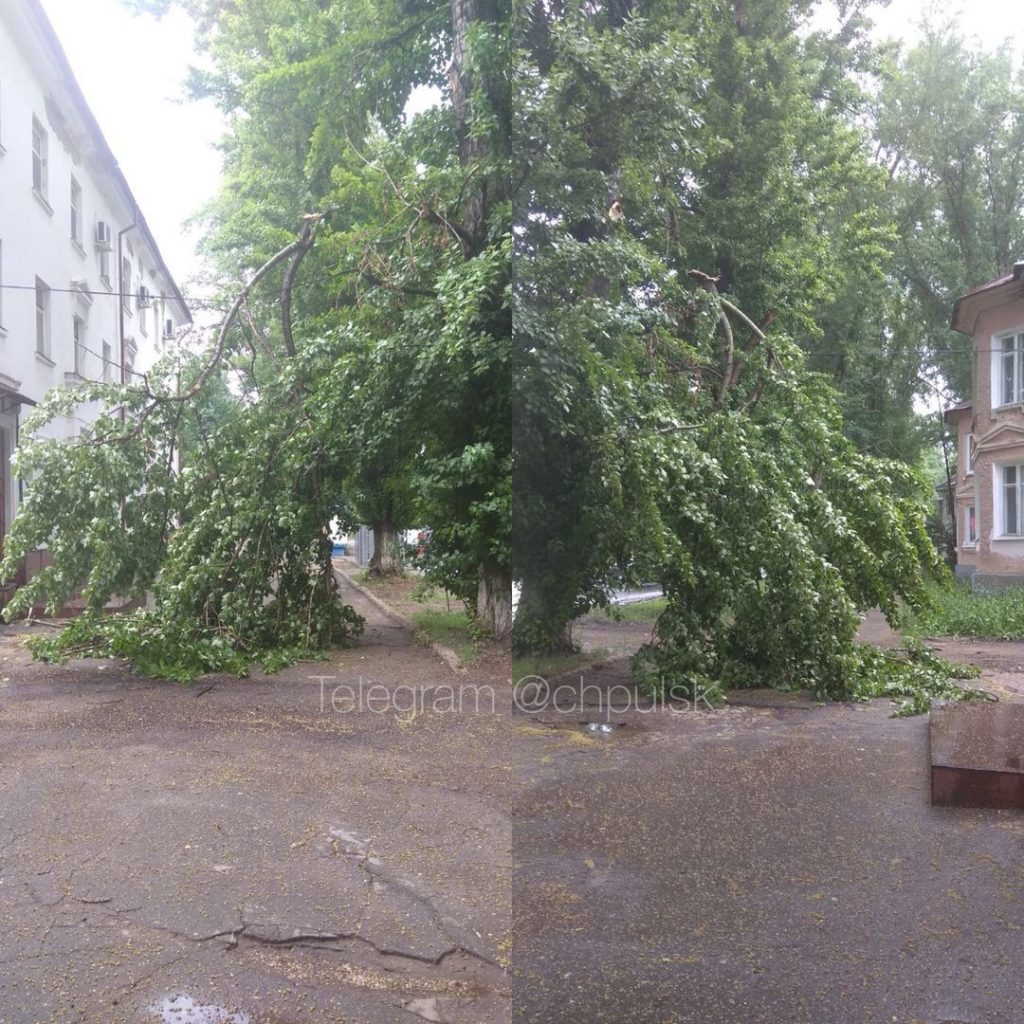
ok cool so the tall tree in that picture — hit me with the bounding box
[874,24,1024,398]
[512,0,945,711]
[0,0,514,673]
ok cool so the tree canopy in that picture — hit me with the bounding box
[0,0,1005,709]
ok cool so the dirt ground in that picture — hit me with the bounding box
[0,578,511,1024]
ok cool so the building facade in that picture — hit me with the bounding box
[0,0,189,587]
[947,262,1024,586]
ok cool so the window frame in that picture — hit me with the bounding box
[70,177,83,247]
[34,277,51,359]
[964,504,978,548]
[31,116,48,200]
[72,314,86,376]
[121,256,133,313]
[1000,463,1024,538]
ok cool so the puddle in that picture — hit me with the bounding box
[582,722,614,736]
[150,994,250,1024]
[403,998,444,1022]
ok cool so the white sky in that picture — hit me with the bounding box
[35,0,1024,299]
[38,0,223,292]
[866,0,1023,51]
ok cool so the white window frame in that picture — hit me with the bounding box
[124,340,137,382]
[999,463,1024,538]
[993,327,1024,408]
[34,277,50,359]
[964,504,978,548]
[121,256,132,313]
[70,177,83,246]
[73,315,86,375]
[31,116,48,199]
[102,340,112,382]
[963,432,974,476]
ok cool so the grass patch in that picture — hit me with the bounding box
[512,648,611,681]
[600,597,667,624]
[905,581,1024,640]
[411,609,481,665]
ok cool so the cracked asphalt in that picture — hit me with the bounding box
[7,586,1024,1024]
[0,579,511,1024]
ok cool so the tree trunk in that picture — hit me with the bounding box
[369,520,403,576]
[511,573,575,655]
[476,563,512,642]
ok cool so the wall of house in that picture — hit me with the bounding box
[954,296,1024,582]
[0,0,189,603]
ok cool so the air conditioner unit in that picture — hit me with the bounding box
[138,285,151,307]
[162,318,175,340]
[94,221,112,250]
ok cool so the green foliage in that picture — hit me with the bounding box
[905,582,1024,640]
[0,0,513,680]
[874,24,1024,398]
[0,353,366,679]
[178,0,513,625]
[23,611,341,683]
[512,0,951,717]
[848,643,984,718]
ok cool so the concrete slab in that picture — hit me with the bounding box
[931,699,1024,808]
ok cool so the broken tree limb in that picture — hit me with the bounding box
[280,216,322,358]
[171,222,322,404]
[686,269,733,408]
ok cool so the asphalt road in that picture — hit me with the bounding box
[0,581,511,1024]
[513,674,1024,1024]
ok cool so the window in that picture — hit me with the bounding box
[121,256,132,312]
[1003,464,1024,536]
[99,247,110,283]
[31,116,48,198]
[0,239,4,328]
[1000,333,1024,406]
[73,316,86,375]
[102,341,112,382]
[124,342,136,382]
[138,278,149,334]
[70,178,82,245]
[34,278,50,358]
[965,505,978,547]
[963,432,974,476]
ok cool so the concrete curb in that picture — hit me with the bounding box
[333,563,466,675]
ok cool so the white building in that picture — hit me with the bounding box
[0,0,190,568]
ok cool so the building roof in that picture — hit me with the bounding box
[21,0,192,324]
[951,262,1024,335]
[943,400,973,422]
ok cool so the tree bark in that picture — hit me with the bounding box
[369,520,403,576]
[476,563,512,642]
[511,573,575,655]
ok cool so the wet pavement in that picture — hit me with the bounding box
[0,579,510,1023]
[513,667,1024,1024]
[6,588,1024,1022]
